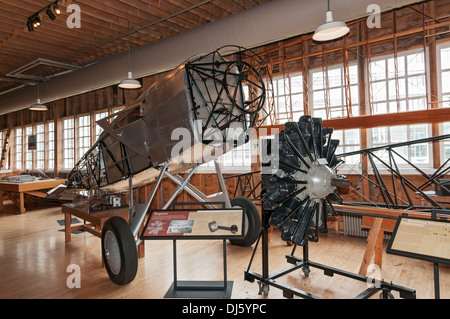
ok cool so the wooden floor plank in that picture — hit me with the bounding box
[0,200,448,299]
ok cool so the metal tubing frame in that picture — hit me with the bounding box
[244,207,417,299]
[131,159,232,244]
[130,160,169,238]
[337,134,450,211]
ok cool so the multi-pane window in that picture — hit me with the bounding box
[369,51,427,114]
[444,122,450,161]
[334,129,361,166]
[15,127,22,170]
[47,122,55,170]
[78,115,91,159]
[271,73,304,124]
[371,124,431,166]
[311,65,359,119]
[0,131,3,165]
[63,118,75,169]
[440,45,450,108]
[24,126,33,170]
[0,130,7,169]
[36,124,45,170]
[95,111,108,140]
[222,142,252,168]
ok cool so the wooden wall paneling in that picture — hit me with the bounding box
[357,21,370,201]
[427,1,442,169]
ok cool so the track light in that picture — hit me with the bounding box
[26,1,62,32]
[53,3,61,15]
[32,15,41,29]
[46,7,56,20]
[26,18,34,32]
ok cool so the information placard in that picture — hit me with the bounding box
[387,216,450,265]
[140,208,244,240]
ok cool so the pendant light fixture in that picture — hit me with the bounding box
[29,81,48,111]
[119,22,141,89]
[313,0,349,42]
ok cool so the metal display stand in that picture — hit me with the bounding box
[164,238,233,298]
[141,202,244,299]
[387,210,450,299]
[244,207,417,299]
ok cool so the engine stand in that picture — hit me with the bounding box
[244,208,417,299]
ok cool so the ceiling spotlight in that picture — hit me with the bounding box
[313,0,349,42]
[32,15,41,29]
[53,3,61,15]
[46,7,56,20]
[26,18,34,31]
[26,1,61,32]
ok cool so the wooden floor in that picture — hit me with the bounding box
[0,200,448,300]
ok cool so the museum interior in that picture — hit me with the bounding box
[0,0,449,301]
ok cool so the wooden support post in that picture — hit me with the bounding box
[359,217,383,275]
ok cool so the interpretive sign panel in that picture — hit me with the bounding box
[140,209,244,240]
[387,216,450,265]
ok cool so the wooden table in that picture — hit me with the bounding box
[333,204,448,276]
[0,178,66,214]
[62,203,145,258]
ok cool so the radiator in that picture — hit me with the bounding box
[342,213,391,240]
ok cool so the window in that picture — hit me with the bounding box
[15,127,22,170]
[24,126,33,170]
[36,124,45,170]
[197,142,253,173]
[95,111,108,140]
[271,73,304,124]
[371,124,431,166]
[0,131,3,165]
[439,45,450,108]
[0,130,6,169]
[78,115,91,159]
[444,122,450,161]
[47,122,55,170]
[311,64,359,119]
[63,118,75,169]
[369,50,427,114]
[334,129,361,166]
[222,142,251,168]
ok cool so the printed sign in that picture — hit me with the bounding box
[141,209,244,240]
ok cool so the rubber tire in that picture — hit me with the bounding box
[101,216,138,285]
[229,196,261,247]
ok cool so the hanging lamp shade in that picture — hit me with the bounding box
[119,71,141,89]
[119,21,142,90]
[29,98,48,111]
[313,10,349,42]
[29,81,48,111]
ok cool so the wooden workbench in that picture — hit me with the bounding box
[62,203,145,258]
[0,178,65,214]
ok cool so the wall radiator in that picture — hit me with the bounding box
[342,213,391,240]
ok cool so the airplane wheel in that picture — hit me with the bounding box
[101,216,138,285]
[229,196,261,247]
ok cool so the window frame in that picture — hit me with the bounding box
[62,117,75,170]
[368,123,434,169]
[438,42,450,108]
[310,63,359,120]
[368,48,428,115]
